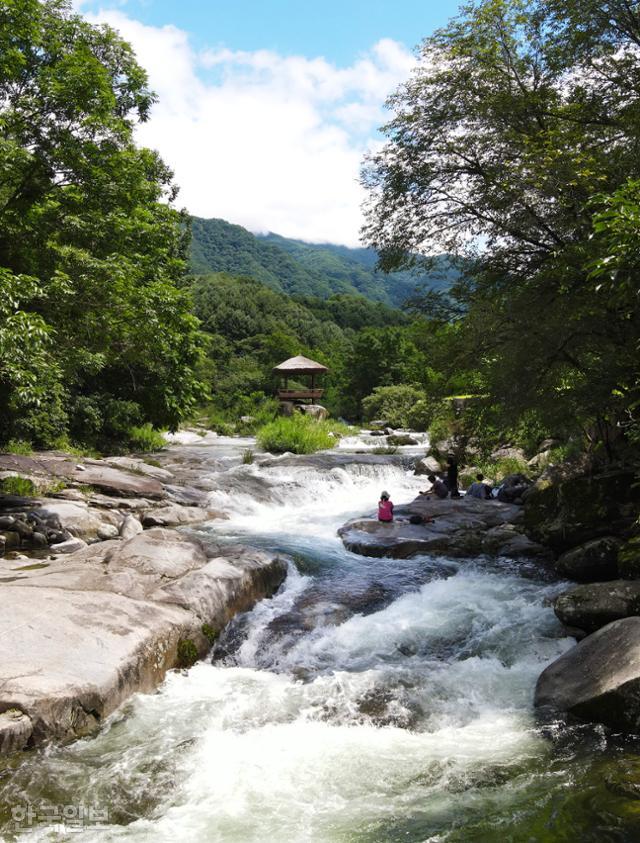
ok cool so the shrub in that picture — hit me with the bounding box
[201,624,218,646]
[242,449,255,464]
[0,476,37,496]
[176,638,199,668]
[127,424,166,453]
[362,385,427,429]
[476,456,530,482]
[3,440,33,456]
[257,414,340,455]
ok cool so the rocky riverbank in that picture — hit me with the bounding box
[0,446,288,755]
[340,460,640,737]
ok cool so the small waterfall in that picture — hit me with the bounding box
[1,436,586,843]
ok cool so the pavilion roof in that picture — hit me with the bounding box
[273,355,328,374]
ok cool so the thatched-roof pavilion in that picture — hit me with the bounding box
[273,355,328,403]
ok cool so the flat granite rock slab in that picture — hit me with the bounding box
[0,584,192,743]
[0,453,165,499]
[0,528,288,751]
[339,496,544,560]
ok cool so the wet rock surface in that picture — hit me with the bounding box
[535,617,640,732]
[554,580,640,634]
[555,537,622,582]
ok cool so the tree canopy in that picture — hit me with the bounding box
[362,0,640,460]
[0,0,206,448]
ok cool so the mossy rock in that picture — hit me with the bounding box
[524,470,639,552]
[619,535,640,579]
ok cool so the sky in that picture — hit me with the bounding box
[74,0,463,246]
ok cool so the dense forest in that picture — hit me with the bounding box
[190,216,457,306]
[1,0,639,469]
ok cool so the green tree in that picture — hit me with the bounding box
[362,0,640,458]
[0,0,206,447]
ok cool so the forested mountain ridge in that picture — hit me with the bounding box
[190,216,456,306]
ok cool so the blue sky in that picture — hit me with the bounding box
[91,0,462,63]
[78,0,463,245]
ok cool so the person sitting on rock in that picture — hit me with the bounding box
[378,491,394,522]
[467,473,492,500]
[420,474,449,499]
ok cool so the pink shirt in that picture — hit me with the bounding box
[378,499,394,522]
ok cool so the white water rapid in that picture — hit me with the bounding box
[3,437,623,843]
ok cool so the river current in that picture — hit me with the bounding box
[3,435,640,841]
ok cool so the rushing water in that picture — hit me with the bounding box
[4,435,640,842]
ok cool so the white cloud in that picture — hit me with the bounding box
[83,9,414,245]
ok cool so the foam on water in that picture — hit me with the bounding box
[5,437,577,843]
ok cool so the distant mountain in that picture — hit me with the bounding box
[189,217,457,307]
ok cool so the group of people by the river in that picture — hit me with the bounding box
[377,456,493,523]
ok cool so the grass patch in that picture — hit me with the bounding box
[257,415,347,455]
[0,476,38,496]
[127,424,166,453]
[242,449,255,465]
[2,440,33,456]
[49,436,101,458]
[143,457,162,469]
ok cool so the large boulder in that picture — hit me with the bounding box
[491,446,527,462]
[387,434,419,447]
[555,536,621,582]
[554,581,640,633]
[618,535,640,579]
[339,496,548,560]
[535,617,640,732]
[297,404,329,421]
[0,530,287,751]
[524,470,640,553]
[414,456,441,476]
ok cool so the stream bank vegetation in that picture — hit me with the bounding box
[257,415,350,455]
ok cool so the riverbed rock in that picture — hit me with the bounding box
[0,453,166,499]
[141,504,223,529]
[553,581,640,634]
[535,617,640,732]
[555,536,621,582]
[97,523,120,541]
[298,404,329,421]
[103,457,172,481]
[524,469,640,553]
[50,537,88,554]
[119,514,143,539]
[414,456,441,476]
[37,500,112,539]
[0,529,287,750]
[0,710,33,754]
[387,434,419,447]
[339,496,548,560]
